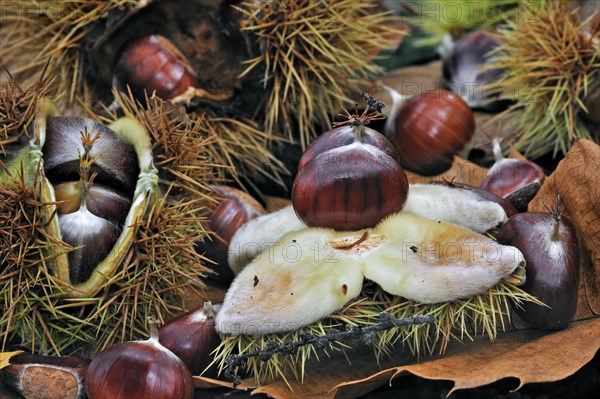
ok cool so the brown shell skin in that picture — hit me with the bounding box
[480,158,545,211]
[197,186,265,283]
[85,339,194,399]
[298,125,401,171]
[390,90,475,176]
[43,117,139,197]
[54,182,132,226]
[115,35,198,100]
[292,137,409,231]
[497,212,580,330]
[158,305,221,377]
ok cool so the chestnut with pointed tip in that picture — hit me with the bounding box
[293,99,409,230]
[480,138,545,211]
[43,117,139,196]
[158,303,222,376]
[386,89,475,176]
[497,200,580,330]
[85,319,194,399]
[115,35,198,101]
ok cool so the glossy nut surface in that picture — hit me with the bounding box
[390,90,475,176]
[293,125,408,231]
[115,35,197,100]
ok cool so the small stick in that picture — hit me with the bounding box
[223,312,434,386]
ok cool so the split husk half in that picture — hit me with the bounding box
[0,78,224,355]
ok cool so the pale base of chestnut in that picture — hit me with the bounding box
[217,188,524,336]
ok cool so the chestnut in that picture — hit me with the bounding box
[292,101,409,230]
[385,89,475,176]
[196,186,266,282]
[497,201,580,330]
[115,35,198,101]
[54,181,132,226]
[43,116,139,196]
[442,30,510,111]
[85,319,194,399]
[2,353,90,399]
[158,303,222,376]
[480,138,545,212]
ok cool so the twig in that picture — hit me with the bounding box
[223,312,435,386]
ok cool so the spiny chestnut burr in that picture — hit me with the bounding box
[197,186,266,282]
[158,303,222,376]
[85,318,194,399]
[2,353,90,399]
[497,199,580,330]
[480,137,545,212]
[385,89,475,176]
[292,96,409,230]
[115,35,198,101]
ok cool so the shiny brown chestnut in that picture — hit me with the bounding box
[293,101,409,230]
[158,303,222,376]
[497,200,580,330]
[2,353,90,399]
[115,35,198,101]
[197,186,266,282]
[480,138,545,212]
[85,319,194,399]
[385,89,475,176]
[297,125,401,171]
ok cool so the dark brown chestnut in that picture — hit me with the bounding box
[46,125,136,285]
[2,353,90,399]
[115,35,198,101]
[292,102,409,230]
[197,186,266,282]
[158,303,221,376]
[85,319,194,399]
[497,200,580,330]
[43,116,139,196]
[442,30,510,111]
[54,182,131,226]
[297,125,401,171]
[385,89,475,176]
[480,138,545,212]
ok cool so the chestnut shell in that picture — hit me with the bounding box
[298,125,401,171]
[292,136,408,231]
[85,338,194,399]
[497,212,580,330]
[115,35,198,101]
[389,90,475,176]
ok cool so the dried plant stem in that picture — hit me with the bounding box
[223,313,434,387]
